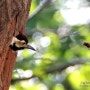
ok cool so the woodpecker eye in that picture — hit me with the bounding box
[22,42,26,45]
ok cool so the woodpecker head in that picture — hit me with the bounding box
[10,32,36,51]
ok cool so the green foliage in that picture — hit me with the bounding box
[10,0,90,90]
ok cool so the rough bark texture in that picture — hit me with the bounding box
[0,0,32,90]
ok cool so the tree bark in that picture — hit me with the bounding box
[0,0,32,90]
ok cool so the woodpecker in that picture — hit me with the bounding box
[10,32,36,51]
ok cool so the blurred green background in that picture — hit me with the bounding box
[9,0,90,90]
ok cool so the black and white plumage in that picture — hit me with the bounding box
[10,32,36,51]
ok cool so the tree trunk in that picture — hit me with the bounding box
[0,0,32,90]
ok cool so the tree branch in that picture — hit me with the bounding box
[11,59,89,84]
[28,0,52,20]
[46,59,89,73]
[11,75,35,84]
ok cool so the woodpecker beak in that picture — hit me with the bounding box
[27,45,36,51]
